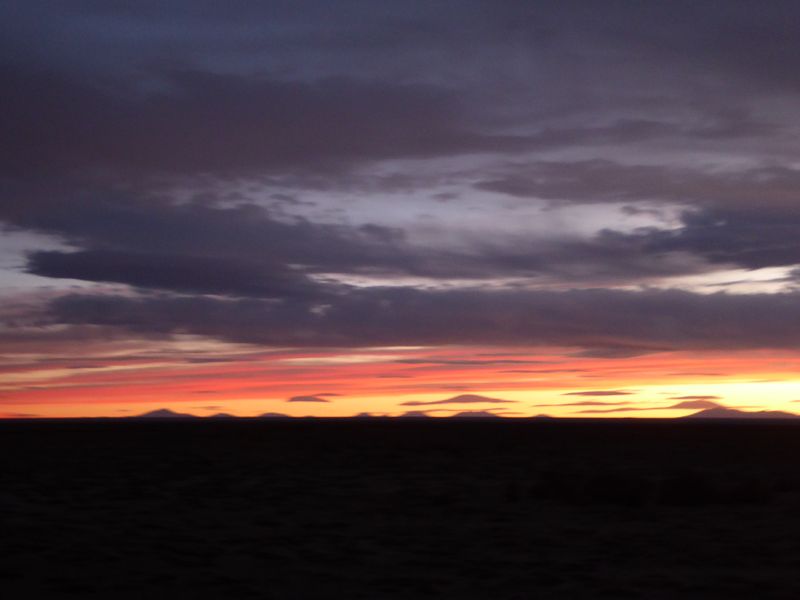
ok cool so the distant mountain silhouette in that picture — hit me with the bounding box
[397,411,432,418]
[353,412,377,418]
[683,407,800,420]
[449,410,504,418]
[135,408,197,418]
[447,394,514,403]
[207,412,237,419]
[258,412,292,418]
[401,394,516,406]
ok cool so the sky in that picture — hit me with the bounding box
[2,1,800,418]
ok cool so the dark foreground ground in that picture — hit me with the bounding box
[3,418,800,599]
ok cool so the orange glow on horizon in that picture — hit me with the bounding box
[2,341,800,419]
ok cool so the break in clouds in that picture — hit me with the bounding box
[3,1,800,355]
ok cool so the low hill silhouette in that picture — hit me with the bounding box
[398,411,432,418]
[353,412,377,418]
[401,394,516,407]
[134,408,197,419]
[449,410,505,418]
[683,407,800,420]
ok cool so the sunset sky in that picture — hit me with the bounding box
[2,1,800,418]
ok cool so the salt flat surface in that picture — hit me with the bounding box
[1,419,799,598]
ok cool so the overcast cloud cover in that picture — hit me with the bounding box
[3,0,800,358]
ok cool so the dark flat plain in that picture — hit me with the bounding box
[2,418,800,599]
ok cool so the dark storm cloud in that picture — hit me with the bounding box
[26,250,322,299]
[624,1,800,93]
[3,0,800,361]
[2,180,714,291]
[22,197,793,288]
[476,161,800,211]
[639,208,800,270]
[447,232,704,283]
[44,287,800,352]
[8,1,800,95]
[4,2,798,182]
[573,206,800,273]
[0,63,527,178]
[5,193,451,289]
[477,159,800,272]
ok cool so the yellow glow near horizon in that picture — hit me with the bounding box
[4,378,799,420]
[2,344,799,419]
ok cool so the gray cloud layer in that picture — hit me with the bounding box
[2,2,800,356]
[45,287,800,352]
